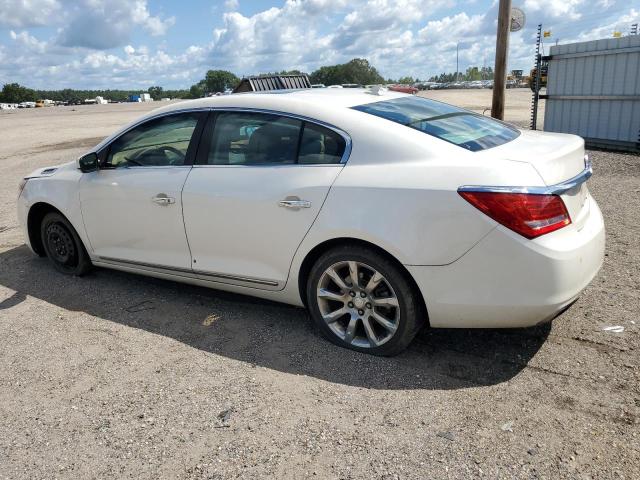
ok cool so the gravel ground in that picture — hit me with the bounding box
[0,95,638,479]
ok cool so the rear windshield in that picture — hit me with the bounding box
[352,96,520,151]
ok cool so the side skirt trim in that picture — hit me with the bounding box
[96,256,280,287]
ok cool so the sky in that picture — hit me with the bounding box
[0,0,638,90]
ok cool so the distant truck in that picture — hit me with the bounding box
[529,61,548,92]
[128,93,153,102]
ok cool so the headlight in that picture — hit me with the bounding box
[18,178,28,197]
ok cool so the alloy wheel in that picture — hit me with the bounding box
[316,261,400,348]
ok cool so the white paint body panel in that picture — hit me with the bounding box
[182,165,343,286]
[78,167,192,269]
[408,196,605,327]
[16,89,605,329]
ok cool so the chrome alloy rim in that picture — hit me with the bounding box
[316,261,400,348]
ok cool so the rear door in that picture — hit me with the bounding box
[181,110,348,289]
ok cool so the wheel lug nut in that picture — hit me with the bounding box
[348,302,354,308]
[365,303,372,309]
[349,291,356,297]
[360,291,366,298]
[358,309,364,316]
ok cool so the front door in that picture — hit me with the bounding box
[79,111,205,269]
[182,111,348,288]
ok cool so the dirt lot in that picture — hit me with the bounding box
[0,93,638,479]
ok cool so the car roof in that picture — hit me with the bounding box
[154,88,408,115]
[93,88,411,153]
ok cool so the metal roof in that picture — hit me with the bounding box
[233,74,311,93]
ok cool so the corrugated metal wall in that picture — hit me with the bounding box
[543,35,640,151]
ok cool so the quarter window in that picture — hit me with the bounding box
[206,112,347,165]
[106,113,200,168]
[298,123,346,165]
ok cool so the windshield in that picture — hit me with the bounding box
[352,96,520,151]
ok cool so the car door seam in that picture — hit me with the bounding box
[281,164,348,290]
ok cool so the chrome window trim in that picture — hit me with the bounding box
[206,107,353,165]
[458,155,592,195]
[91,106,353,167]
[97,256,280,287]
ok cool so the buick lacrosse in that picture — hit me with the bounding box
[17,89,605,355]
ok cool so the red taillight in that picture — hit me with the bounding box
[459,191,571,239]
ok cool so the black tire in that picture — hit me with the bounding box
[306,245,424,356]
[40,212,92,276]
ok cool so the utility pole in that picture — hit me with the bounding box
[491,0,512,119]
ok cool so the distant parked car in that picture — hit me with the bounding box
[388,84,418,94]
[311,84,326,88]
[327,85,343,89]
[341,84,361,88]
[17,90,604,356]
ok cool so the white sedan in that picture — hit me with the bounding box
[17,89,605,355]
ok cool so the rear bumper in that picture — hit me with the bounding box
[408,196,605,328]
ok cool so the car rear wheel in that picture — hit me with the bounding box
[40,212,92,276]
[306,245,424,356]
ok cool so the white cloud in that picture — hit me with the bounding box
[0,0,60,28]
[523,0,585,20]
[55,0,174,49]
[9,30,47,53]
[224,0,239,11]
[0,0,636,89]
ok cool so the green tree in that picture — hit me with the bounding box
[189,81,206,99]
[148,86,163,100]
[0,83,36,103]
[310,58,384,86]
[397,76,415,85]
[203,70,239,94]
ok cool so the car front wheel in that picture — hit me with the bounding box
[307,245,424,356]
[40,212,92,276]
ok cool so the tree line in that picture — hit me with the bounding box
[1,58,480,104]
[427,66,495,83]
[0,83,190,104]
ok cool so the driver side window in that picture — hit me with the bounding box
[106,113,200,168]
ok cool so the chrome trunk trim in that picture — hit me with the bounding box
[458,155,592,195]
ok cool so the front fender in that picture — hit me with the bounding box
[19,166,91,255]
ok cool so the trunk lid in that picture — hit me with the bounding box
[478,130,591,231]
[490,130,586,185]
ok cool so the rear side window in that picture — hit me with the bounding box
[298,123,346,165]
[352,96,519,151]
[209,112,301,165]
[206,111,347,165]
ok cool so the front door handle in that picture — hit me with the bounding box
[279,197,311,210]
[152,194,175,206]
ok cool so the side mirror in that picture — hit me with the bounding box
[78,152,99,173]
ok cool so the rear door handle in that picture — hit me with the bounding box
[152,194,175,206]
[278,198,311,210]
